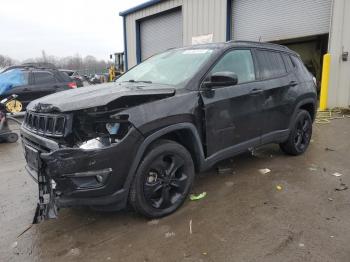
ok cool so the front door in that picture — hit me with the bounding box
[200,49,264,156]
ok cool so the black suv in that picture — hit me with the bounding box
[0,63,77,110]
[20,41,316,222]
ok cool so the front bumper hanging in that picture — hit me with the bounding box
[32,169,58,224]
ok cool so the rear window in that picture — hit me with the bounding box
[33,71,57,84]
[61,71,74,77]
[256,50,287,79]
[282,53,294,72]
[57,71,72,82]
[291,56,310,75]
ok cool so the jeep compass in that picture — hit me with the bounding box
[20,41,317,222]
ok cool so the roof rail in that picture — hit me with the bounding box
[21,62,57,69]
[227,40,289,50]
[1,62,57,73]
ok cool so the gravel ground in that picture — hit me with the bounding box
[1,118,350,262]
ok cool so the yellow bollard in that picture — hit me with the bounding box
[319,53,331,111]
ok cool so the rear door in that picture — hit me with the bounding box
[201,49,265,156]
[24,71,60,102]
[254,49,298,141]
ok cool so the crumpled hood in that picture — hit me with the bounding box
[27,82,176,113]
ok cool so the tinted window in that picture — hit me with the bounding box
[210,49,255,84]
[34,71,56,84]
[291,56,310,75]
[282,53,294,72]
[256,50,286,79]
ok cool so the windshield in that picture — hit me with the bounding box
[117,49,213,87]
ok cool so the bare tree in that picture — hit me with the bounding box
[0,54,15,68]
[1,52,111,75]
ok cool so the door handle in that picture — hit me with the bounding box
[249,88,263,95]
[289,81,298,87]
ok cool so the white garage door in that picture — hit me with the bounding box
[232,0,333,41]
[140,9,183,61]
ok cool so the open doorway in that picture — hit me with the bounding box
[273,34,329,95]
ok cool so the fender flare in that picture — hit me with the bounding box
[288,98,316,129]
[122,123,205,191]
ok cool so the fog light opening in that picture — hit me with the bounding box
[95,174,108,184]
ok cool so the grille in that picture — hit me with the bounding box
[23,111,68,137]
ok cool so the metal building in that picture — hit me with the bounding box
[120,0,350,108]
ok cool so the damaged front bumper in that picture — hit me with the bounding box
[21,126,144,223]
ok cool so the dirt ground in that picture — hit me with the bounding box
[1,118,350,262]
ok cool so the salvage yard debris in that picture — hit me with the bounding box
[147,219,159,226]
[259,168,271,175]
[276,185,283,191]
[335,182,348,191]
[190,192,207,201]
[165,232,176,238]
[332,172,343,177]
[217,166,234,174]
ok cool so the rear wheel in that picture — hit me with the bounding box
[129,139,195,218]
[280,109,312,155]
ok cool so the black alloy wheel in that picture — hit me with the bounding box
[280,109,313,155]
[294,113,312,152]
[129,139,195,218]
[143,154,188,209]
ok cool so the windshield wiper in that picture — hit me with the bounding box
[126,79,152,84]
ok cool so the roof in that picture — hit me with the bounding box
[177,41,297,55]
[226,40,295,53]
[119,0,162,16]
[1,63,58,73]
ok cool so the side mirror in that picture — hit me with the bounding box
[202,71,238,89]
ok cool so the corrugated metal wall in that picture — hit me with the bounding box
[232,0,332,42]
[328,0,350,107]
[124,0,227,68]
[140,9,183,60]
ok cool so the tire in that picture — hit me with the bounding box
[129,139,195,218]
[280,109,312,155]
[6,133,18,143]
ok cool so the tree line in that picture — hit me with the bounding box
[0,51,112,75]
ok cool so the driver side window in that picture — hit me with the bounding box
[210,49,255,84]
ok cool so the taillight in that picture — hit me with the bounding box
[68,82,77,89]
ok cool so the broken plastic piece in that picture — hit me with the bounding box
[217,166,233,174]
[190,192,207,201]
[259,168,271,175]
[332,172,343,177]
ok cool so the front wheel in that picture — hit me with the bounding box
[280,109,312,155]
[129,139,195,218]
[6,133,18,143]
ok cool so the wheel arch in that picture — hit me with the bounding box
[123,123,205,191]
[299,102,316,121]
[289,98,317,129]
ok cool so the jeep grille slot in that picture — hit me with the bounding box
[23,111,67,137]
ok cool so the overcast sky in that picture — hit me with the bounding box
[0,0,145,61]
